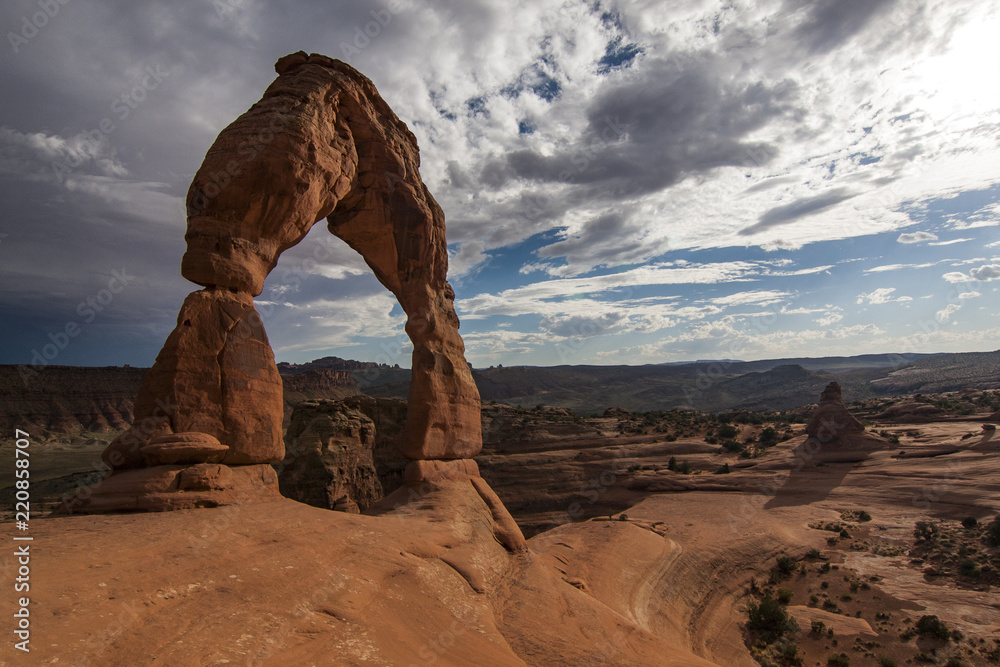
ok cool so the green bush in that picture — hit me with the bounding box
[959,558,980,578]
[714,463,730,474]
[915,615,950,640]
[718,423,739,439]
[667,456,677,471]
[722,439,742,453]
[985,516,1000,547]
[776,588,793,604]
[961,516,978,528]
[877,658,897,667]
[857,510,872,522]
[811,620,825,634]
[914,521,938,541]
[746,594,798,642]
[775,555,797,575]
[827,653,850,666]
[759,427,779,446]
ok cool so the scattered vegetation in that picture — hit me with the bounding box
[746,594,798,642]
[914,615,950,640]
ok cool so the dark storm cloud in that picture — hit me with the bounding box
[0,0,414,364]
[535,213,656,272]
[787,0,898,54]
[738,188,856,236]
[500,55,798,200]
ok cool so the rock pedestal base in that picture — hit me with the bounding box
[373,458,527,553]
[57,463,279,514]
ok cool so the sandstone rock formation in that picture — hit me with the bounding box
[183,51,481,461]
[801,381,886,462]
[278,399,382,512]
[806,382,866,440]
[874,400,945,422]
[80,52,490,515]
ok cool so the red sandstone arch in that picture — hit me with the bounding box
[102,52,481,471]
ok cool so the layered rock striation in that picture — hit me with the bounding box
[278,399,383,513]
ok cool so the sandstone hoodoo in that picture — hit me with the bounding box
[70,53,509,527]
[803,381,886,461]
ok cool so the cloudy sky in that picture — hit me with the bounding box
[2,0,999,370]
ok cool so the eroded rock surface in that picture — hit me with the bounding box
[278,399,382,512]
[101,289,283,471]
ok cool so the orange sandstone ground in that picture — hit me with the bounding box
[2,415,998,665]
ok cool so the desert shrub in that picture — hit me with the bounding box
[823,599,838,610]
[819,563,831,574]
[839,529,851,539]
[809,595,819,606]
[775,556,797,575]
[961,516,978,528]
[877,657,897,667]
[806,548,822,559]
[857,510,872,522]
[811,620,825,634]
[774,639,803,666]
[759,427,779,446]
[665,434,677,442]
[776,588,793,604]
[667,456,677,471]
[985,516,1000,547]
[705,436,718,445]
[618,513,629,522]
[915,615,950,640]
[746,594,797,642]
[959,558,980,578]
[718,423,739,439]
[914,521,938,541]
[827,653,850,666]
[944,658,964,667]
[840,593,853,602]
[714,463,730,474]
[722,439,742,453]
